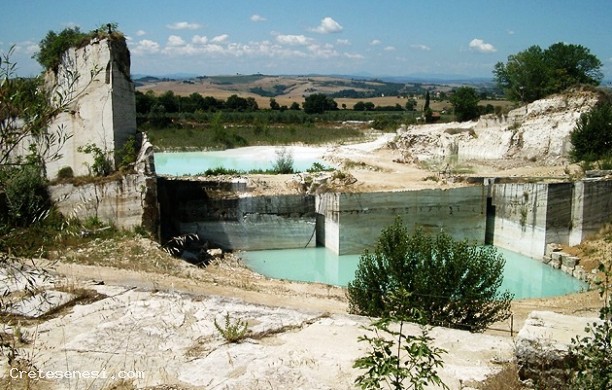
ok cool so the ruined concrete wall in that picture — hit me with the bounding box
[157,178,316,250]
[318,187,487,255]
[44,38,136,179]
[569,179,612,245]
[490,182,555,258]
[491,179,612,258]
[49,172,158,231]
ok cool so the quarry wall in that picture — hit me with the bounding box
[49,173,158,232]
[158,177,612,259]
[157,178,317,250]
[316,187,487,255]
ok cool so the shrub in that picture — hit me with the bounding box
[347,217,513,332]
[570,102,612,163]
[272,147,294,174]
[77,143,113,176]
[0,164,50,228]
[56,166,74,180]
[569,262,611,388]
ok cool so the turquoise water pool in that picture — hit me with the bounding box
[241,246,587,299]
[154,146,329,175]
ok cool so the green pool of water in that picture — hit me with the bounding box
[241,246,587,299]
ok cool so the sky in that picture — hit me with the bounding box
[1,0,611,80]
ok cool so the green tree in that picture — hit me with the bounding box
[449,87,481,122]
[494,43,602,103]
[347,217,513,332]
[269,98,280,110]
[303,93,338,114]
[570,102,612,163]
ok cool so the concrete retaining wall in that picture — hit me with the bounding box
[49,172,158,232]
[157,178,316,250]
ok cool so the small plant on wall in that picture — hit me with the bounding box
[77,143,113,177]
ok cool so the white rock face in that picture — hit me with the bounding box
[395,89,600,165]
[43,38,137,179]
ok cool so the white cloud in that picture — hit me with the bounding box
[192,35,208,45]
[167,35,185,47]
[310,17,343,34]
[410,44,431,51]
[384,46,396,51]
[132,39,161,55]
[507,30,515,35]
[336,39,350,45]
[370,39,381,46]
[251,14,266,22]
[211,34,229,43]
[344,52,364,60]
[469,38,497,53]
[136,30,147,36]
[276,34,313,46]
[167,22,202,30]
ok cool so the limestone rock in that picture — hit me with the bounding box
[516,311,600,389]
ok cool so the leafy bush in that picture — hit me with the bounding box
[0,164,50,228]
[77,143,113,176]
[570,102,612,163]
[117,136,139,170]
[34,23,124,72]
[347,217,513,332]
[569,263,611,388]
[214,312,249,343]
[56,166,74,180]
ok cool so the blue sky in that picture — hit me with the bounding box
[2,0,611,79]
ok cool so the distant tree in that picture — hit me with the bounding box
[353,101,375,111]
[135,90,156,114]
[269,98,280,110]
[405,98,417,111]
[449,86,481,122]
[570,101,612,163]
[158,90,179,113]
[289,102,301,110]
[303,93,337,114]
[347,217,513,332]
[424,91,431,111]
[494,43,603,103]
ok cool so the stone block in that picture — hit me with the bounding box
[545,243,562,257]
[561,254,578,268]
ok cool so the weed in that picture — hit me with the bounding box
[214,312,249,343]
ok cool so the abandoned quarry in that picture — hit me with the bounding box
[1,31,611,390]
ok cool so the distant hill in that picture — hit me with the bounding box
[134,73,503,108]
